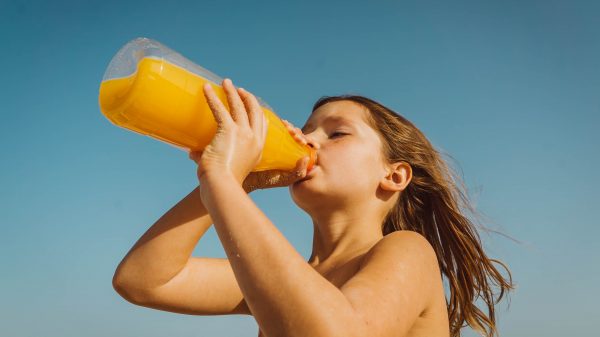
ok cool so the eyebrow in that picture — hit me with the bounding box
[301,115,355,133]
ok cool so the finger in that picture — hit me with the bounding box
[238,88,264,139]
[284,157,307,181]
[222,79,249,126]
[283,119,299,132]
[286,125,307,145]
[297,155,309,174]
[281,120,307,143]
[203,83,233,126]
[282,119,296,134]
[293,133,307,145]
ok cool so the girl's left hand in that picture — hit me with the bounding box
[189,78,267,186]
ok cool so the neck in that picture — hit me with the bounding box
[307,206,384,268]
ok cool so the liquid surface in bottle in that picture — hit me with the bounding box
[99,57,314,171]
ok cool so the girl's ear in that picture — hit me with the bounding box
[380,161,412,192]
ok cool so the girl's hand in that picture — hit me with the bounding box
[188,107,313,193]
[240,119,312,193]
[190,78,267,185]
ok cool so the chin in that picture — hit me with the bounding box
[290,178,323,204]
[290,180,348,212]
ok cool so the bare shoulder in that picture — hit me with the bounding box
[357,230,442,300]
[339,230,445,336]
[361,230,440,274]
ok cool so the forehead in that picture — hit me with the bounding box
[302,100,372,131]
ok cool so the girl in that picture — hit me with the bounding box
[112,79,513,337]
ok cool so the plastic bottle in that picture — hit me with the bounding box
[98,37,316,172]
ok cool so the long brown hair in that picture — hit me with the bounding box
[312,95,514,337]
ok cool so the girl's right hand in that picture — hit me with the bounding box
[241,119,312,193]
[188,119,312,193]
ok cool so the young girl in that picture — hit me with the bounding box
[112,78,513,337]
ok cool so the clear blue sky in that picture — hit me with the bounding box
[1,0,598,336]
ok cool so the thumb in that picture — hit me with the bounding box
[292,156,310,178]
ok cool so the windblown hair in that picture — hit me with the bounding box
[312,95,514,337]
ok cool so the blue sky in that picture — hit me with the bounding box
[1,0,598,336]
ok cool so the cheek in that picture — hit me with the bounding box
[326,146,382,186]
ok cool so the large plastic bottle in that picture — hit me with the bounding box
[98,37,316,172]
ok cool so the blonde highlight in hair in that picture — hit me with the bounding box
[312,95,514,337]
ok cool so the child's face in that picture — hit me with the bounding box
[289,100,389,210]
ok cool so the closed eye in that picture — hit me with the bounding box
[329,132,348,139]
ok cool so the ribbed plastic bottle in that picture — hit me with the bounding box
[98,37,316,172]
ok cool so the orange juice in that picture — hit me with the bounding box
[99,57,315,172]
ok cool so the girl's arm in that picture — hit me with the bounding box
[199,172,441,337]
[199,173,358,336]
[112,186,257,316]
[190,79,441,336]
[112,186,213,293]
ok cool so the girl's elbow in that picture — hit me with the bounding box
[112,269,151,305]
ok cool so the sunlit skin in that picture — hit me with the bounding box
[289,100,410,269]
[112,78,450,337]
[200,81,446,336]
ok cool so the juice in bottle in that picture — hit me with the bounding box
[98,38,316,172]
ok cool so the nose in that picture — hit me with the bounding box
[304,135,320,150]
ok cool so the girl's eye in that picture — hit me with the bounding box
[329,132,348,139]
